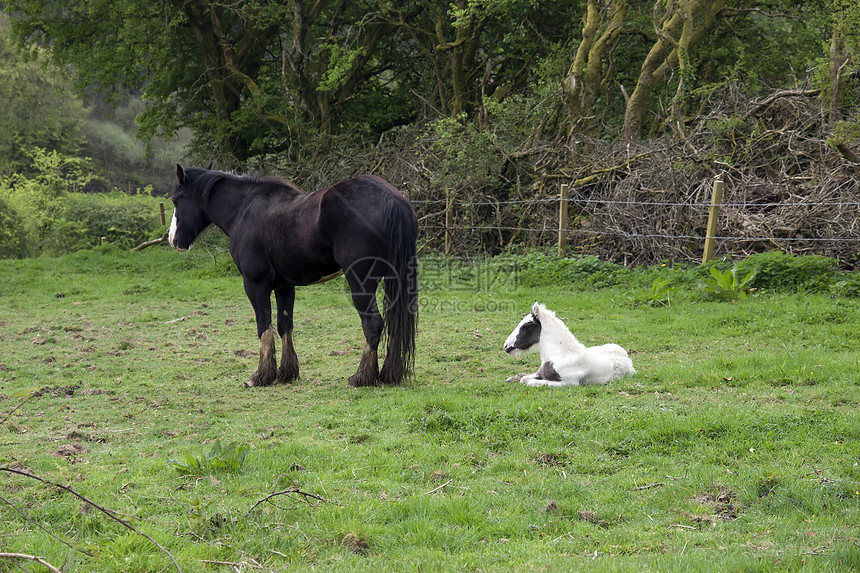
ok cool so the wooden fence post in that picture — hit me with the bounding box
[445,189,453,256]
[702,177,724,264]
[158,202,166,226]
[558,184,569,257]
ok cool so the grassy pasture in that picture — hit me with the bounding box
[1,247,859,572]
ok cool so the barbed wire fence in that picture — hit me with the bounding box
[401,86,860,267]
[414,175,860,266]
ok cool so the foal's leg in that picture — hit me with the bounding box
[344,264,383,387]
[244,279,277,387]
[274,285,299,384]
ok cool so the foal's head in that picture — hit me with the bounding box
[504,301,546,355]
[169,164,215,251]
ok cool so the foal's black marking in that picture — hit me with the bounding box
[508,314,541,352]
[169,165,418,387]
[537,360,562,382]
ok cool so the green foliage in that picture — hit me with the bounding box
[423,114,501,196]
[59,192,161,252]
[504,251,629,289]
[168,441,250,476]
[636,275,680,307]
[697,265,757,302]
[0,147,161,257]
[0,16,87,175]
[735,251,839,293]
[830,272,860,298]
[0,194,27,258]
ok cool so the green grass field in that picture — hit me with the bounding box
[1,247,859,572]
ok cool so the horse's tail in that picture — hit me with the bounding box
[381,192,418,384]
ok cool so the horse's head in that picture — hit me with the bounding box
[504,301,545,355]
[169,164,212,252]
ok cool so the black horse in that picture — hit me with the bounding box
[168,165,418,387]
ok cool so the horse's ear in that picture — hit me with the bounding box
[206,162,213,170]
[531,301,541,315]
[176,164,186,185]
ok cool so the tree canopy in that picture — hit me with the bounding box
[4,0,855,166]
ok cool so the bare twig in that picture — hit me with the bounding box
[632,482,666,491]
[0,468,181,573]
[244,488,329,517]
[424,479,453,495]
[0,392,37,427]
[0,553,63,573]
[0,493,93,556]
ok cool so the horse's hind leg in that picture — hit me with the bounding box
[344,263,383,387]
[275,285,299,383]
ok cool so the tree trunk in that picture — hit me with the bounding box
[622,0,726,142]
[564,0,627,139]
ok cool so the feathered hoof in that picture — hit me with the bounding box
[245,369,276,388]
[348,372,381,387]
[275,366,299,385]
[379,366,404,386]
[506,373,525,383]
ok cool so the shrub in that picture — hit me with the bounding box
[511,252,629,288]
[734,251,838,293]
[57,192,161,252]
[831,273,860,298]
[168,441,250,475]
[0,196,27,258]
[697,265,757,302]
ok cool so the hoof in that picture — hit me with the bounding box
[348,373,380,387]
[506,373,525,384]
[246,370,275,387]
[275,367,299,385]
[379,367,403,386]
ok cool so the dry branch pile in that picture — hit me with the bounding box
[278,86,859,266]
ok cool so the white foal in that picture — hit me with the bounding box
[503,302,635,387]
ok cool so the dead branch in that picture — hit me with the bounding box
[133,230,169,251]
[0,553,63,573]
[0,467,181,573]
[244,488,329,517]
[743,88,822,119]
[0,493,93,557]
[833,142,860,164]
[424,479,453,495]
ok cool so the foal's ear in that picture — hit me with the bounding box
[206,162,213,170]
[176,164,186,185]
[531,301,541,315]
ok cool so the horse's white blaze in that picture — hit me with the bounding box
[168,209,185,251]
[503,313,535,354]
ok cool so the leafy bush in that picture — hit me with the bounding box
[734,251,838,293]
[698,265,757,302]
[0,195,27,258]
[57,192,161,252]
[168,441,250,475]
[503,251,629,289]
[831,273,860,298]
[635,275,680,307]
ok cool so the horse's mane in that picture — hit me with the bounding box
[534,304,586,351]
[178,168,301,200]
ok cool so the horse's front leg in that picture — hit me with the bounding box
[274,285,299,384]
[244,279,277,387]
